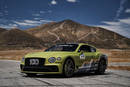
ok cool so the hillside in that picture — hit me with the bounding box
[26,19,130,49]
[0,28,45,50]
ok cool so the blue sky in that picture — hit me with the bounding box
[0,0,130,38]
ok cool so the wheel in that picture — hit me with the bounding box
[26,73,36,77]
[63,59,75,77]
[95,59,106,74]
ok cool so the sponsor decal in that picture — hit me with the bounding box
[80,53,85,59]
[80,59,95,68]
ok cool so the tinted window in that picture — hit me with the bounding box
[45,44,78,52]
[78,45,91,52]
[90,47,96,52]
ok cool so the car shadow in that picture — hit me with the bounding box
[73,72,111,78]
[22,71,112,78]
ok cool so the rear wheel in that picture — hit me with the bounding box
[95,59,106,74]
[63,59,75,77]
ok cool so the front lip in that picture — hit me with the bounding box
[20,64,59,72]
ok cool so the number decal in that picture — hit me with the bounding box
[30,59,39,65]
[80,53,85,60]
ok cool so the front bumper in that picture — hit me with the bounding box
[20,64,62,74]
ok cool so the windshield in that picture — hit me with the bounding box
[45,44,78,52]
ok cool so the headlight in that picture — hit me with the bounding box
[21,57,25,63]
[57,57,61,61]
[48,57,56,63]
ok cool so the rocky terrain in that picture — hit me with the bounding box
[26,19,130,49]
[0,28,44,50]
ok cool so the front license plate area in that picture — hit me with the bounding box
[29,59,39,66]
[25,58,45,66]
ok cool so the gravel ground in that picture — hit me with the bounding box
[0,60,130,87]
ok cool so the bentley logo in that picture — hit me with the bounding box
[29,59,39,65]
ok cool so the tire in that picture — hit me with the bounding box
[26,73,36,77]
[63,59,75,77]
[95,59,106,74]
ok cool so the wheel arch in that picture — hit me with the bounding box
[62,56,76,70]
[64,56,75,66]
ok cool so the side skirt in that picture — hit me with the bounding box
[76,62,99,73]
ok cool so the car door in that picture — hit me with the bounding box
[78,45,96,68]
[89,46,99,69]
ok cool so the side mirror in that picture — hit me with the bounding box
[78,50,85,53]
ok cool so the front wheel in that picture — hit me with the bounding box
[63,59,75,77]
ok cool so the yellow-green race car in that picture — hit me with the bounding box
[20,43,108,77]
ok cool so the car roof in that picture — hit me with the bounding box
[56,43,97,50]
[57,43,89,46]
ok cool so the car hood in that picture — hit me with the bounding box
[25,51,75,59]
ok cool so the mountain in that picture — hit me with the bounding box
[26,19,130,49]
[0,19,129,50]
[0,28,45,50]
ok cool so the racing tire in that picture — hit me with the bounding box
[63,59,75,77]
[95,59,106,75]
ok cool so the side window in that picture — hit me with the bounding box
[78,45,91,52]
[90,47,96,52]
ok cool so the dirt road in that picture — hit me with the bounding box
[0,60,130,87]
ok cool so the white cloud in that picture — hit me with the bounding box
[115,0,127,19]
[4,10,8,13]
[66,0,77,3]
[24,20,41,24]
[0,18,53,29]
[48,10,52,13]
[14,19,53,26]
[32,13,40,16]
[125,8,130,13]
[102,21,120,26]
[40,20,53,22]
[39,11,45,13]
[119,18,130,24]
[14,20,40,26]
[0,24,18,29]
[51,0,57,5]
[97,17,130,38]
[34,18,42,20]
[14,21,35,26]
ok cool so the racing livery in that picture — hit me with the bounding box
[20,43,108,77]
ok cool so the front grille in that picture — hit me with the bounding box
[22,65,59,72]
[25,58,45,67]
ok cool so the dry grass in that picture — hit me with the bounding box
[108,66,130,71]
[100,49,130,71]
[108,58,130,63]
[0,49,130,62]
[0,49,44,60]
[99,49,130,63]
